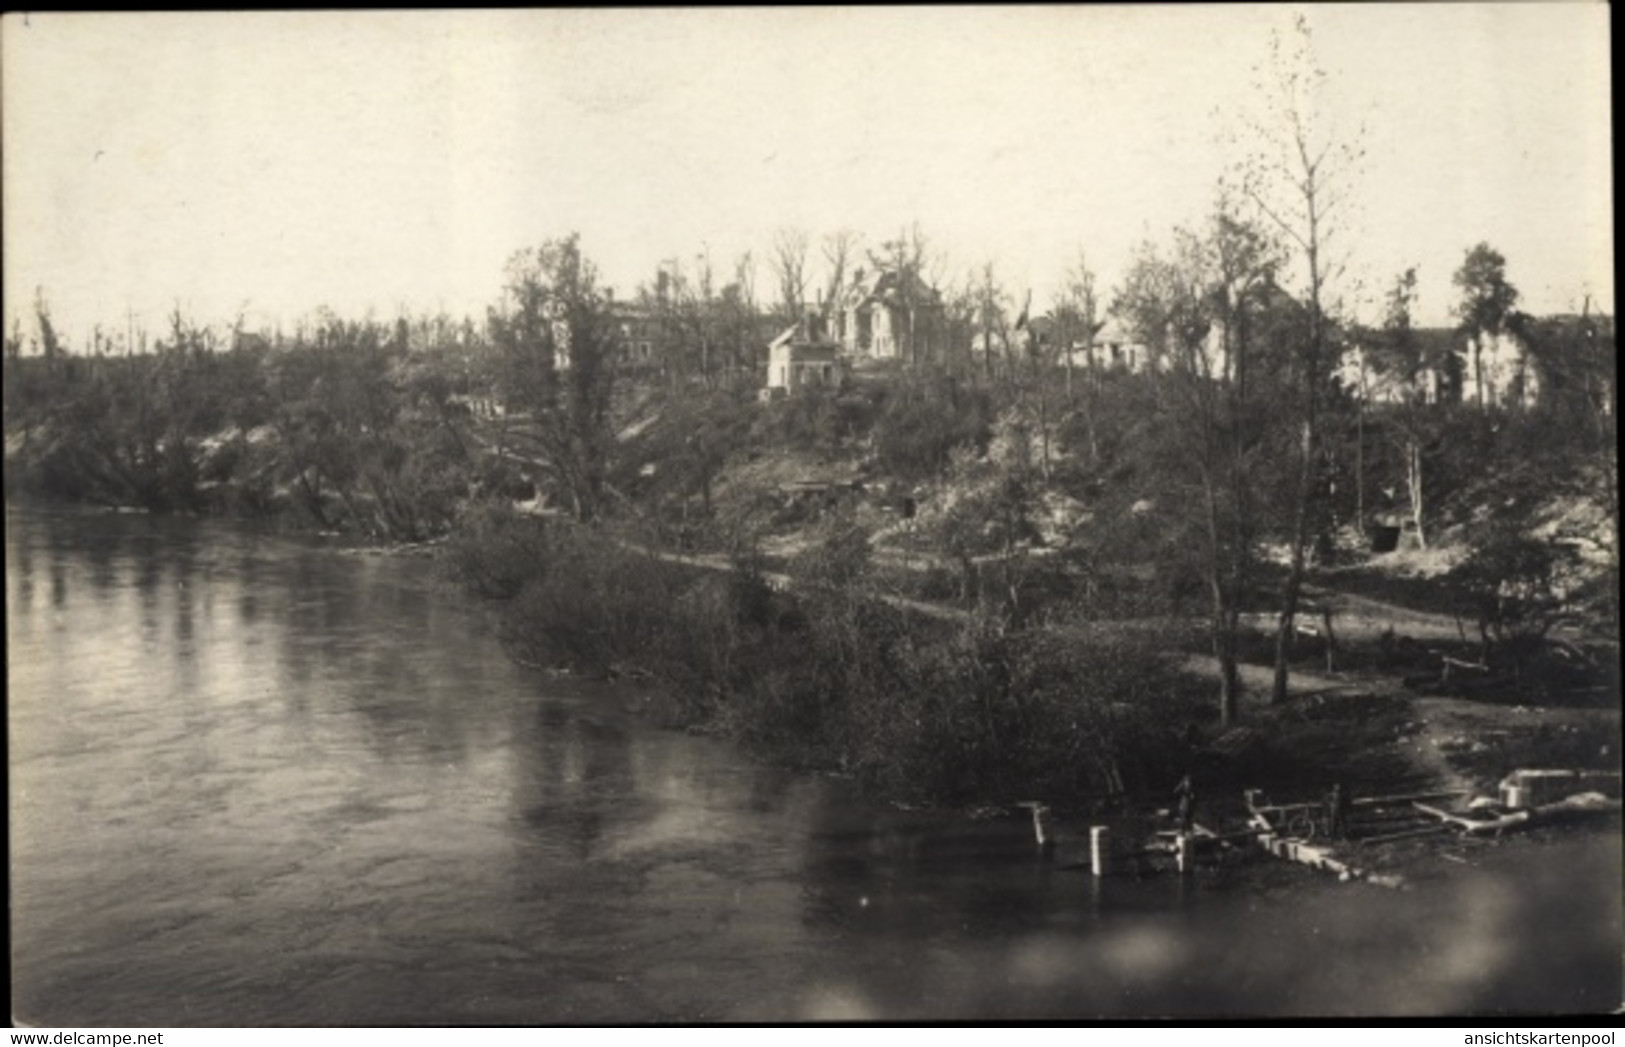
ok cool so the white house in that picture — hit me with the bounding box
[1069,319,1155,373]
[1461,329,1539,409]
[835,267,945,362]
[765,321,843,395]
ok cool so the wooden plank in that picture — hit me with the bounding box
[1252,828,1407,888]
[1413,801,1532,835]
[1411,801,1474,826]
[1358,824,1453,846]
[1351,789,1469,808]
[1246,801,1325,814]
[1252,790,1465,815]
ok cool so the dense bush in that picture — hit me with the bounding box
[749,384,880,453]
[451,519,1210,805]
[1448,522,1582,672]
[439,501,553,599]
[870,374,994,480]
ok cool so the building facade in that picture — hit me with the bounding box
[834,267,946,362]
[765,312,844,395]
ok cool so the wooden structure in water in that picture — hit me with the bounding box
[1241,787,1472,889]
[1024,770,1616,889]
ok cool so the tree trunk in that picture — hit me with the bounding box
[1272,417,1315,704]
[1210,580,1241,726]
[1406,437,1427,549]
[1271,213,1326,706]
[1086,346,1100,462]
[1355,396,1365,531]
[1063,322,1075,403]
[1472,334,1485,406]
[1217,614,1241,727]
[981,296,993,384]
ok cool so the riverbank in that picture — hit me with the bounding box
[440,507,1620,836]
[10,507,1619,1022]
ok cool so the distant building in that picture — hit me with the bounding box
[1335,325,1543,409]
[614,304,670,369]
[1074,319,1154,373]
[1461,327,1539,409]
[834,266,946,362]
[605,285,668,371]
[1336,329,1460,407]
[1517,312,1614,417]
[765,311,843,395]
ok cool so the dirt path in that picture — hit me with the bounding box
[637,539,1418,698]
[1233,586,1470,643]
[1397,698,1483,795]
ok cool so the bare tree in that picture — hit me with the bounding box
[694,248,717,387]
[819,229,859,328]
[1234,13,1365,704]
[769,227,810,326]
[728,250,759,383]
[1053,251,1103,460]
[1372,266,1432,548]
[939,277,981,377]
[974,262,1011,385]
[870,223,936,365]
[733,250,756,311]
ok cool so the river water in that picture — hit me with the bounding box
[8,510,1620,1024]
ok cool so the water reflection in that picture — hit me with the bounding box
[9,527,33,611]
[50,560,68,609]
[6,509,1620,1024]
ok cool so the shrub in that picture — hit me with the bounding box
[497,524,688,680]
[846,621,1203,803]
[439,500,551,599]
[1448,523,1582,674]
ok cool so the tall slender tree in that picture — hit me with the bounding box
[769,228,810,328]
[1234,13,1365,704]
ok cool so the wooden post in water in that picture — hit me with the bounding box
[1089,825,1111,877]
[1019,801,1054,857]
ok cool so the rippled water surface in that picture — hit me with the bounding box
[8,510,1620,1023]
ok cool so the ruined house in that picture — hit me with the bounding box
[607,296,664,370]
[834,266,946,363]
[764,310,843,396]
[1461,327,1540,409]
[1335,323,1546,410]
[1066,319,1155,373]
[1336,329,1461,407]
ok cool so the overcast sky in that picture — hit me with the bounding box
[2,6,1612,348]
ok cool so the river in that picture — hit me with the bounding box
[7,509,1620,1023]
